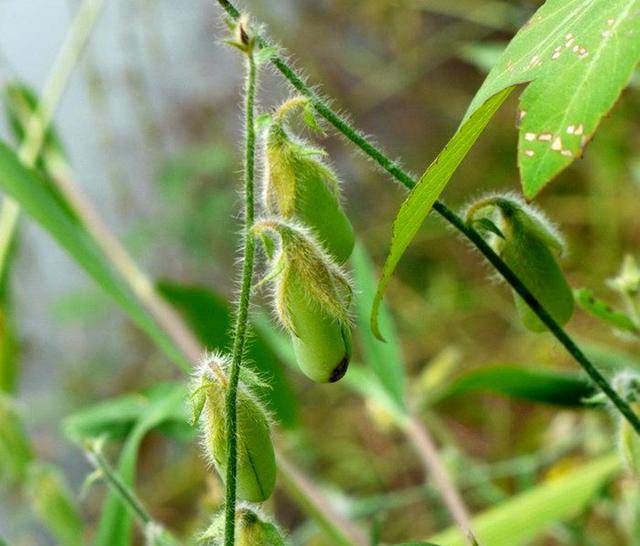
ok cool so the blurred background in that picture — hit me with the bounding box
[1,0,640,544]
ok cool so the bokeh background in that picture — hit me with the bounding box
[1,0,640,544]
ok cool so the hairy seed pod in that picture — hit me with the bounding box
[191,354,276,502]
[264,99,354,264]
[467,195,574,332]
[254,219,352,382]
[200,504,287,545]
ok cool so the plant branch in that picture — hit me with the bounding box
[214,0,640,437]
[277,454,369,546]
[404,414,479,546]
[223,46,258,546]
[0,0,106,275]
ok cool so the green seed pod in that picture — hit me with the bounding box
[199,504,287,545]
[192,353,276,502]
[254,218,352,382]
[467,195,574,332]
[263,97,354,264]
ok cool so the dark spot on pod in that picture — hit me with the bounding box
[329,355,350,383]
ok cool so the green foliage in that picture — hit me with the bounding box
[0,395,32,485]
[575,288,639,333]
[26,463,84,546]
[64,383,188,546]
[428,454,620,546]
[433,365,593,407]
[350,242,407,414]
[465,0,640,198]
[371,88,512,339]
[0,140,190,372]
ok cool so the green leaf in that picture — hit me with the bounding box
[0,140,190,372]
[157,282,298,428]
[428,454,620,546]
[433,365,594,407]
[464,0,640,198]
[93,383,187,546]
[351,242,407,413]
[0,395,33,485]
[62,382,190,444]
[574,288,639,333]
[26,463,84,546]
[371,88,512,339]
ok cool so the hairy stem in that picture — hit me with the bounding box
[215,0,640,437]
[224,48,258,546]
[0,0,106,275]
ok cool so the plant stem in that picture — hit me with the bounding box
[214,0,640,437]
[277,454,369,546]
[0,0,106,276]
[85,441,152,526]
[224,48,258,546]
[404,414,479,545]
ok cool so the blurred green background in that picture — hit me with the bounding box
[1,1,640,544]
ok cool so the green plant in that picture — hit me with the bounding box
[2,1,640,545]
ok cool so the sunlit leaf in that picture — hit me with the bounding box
[464,0,640,198]
[428,454,620,546]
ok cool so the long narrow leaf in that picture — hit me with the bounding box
[428,454,620,546]
[371,88,512,339]
[0,141,190,372]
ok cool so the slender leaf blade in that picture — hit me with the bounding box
[434,365,594,407]
[371,88,512,339]
[428,454,620,546]
[0,140,190,372]
[352,242,407,412]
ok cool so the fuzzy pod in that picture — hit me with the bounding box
[193,354,276,503]
[286,274,352,383]
[254,219,353,383]
[470,196,574,333]
[264,105,354,264]
[200,505,287,545]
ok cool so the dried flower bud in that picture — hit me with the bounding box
[254,218,352,382]
[607,255,640,298]
[199,504,287,545]
[191,353,276,502]
[466,194,574,332]
[263,97,354,264]
[225,14,256,54]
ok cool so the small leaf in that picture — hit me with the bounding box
[256,45,278,64]
[303,102,324,134]
[254,112,273,133]
[464,0,640,198]
[371,88,512,339]
[575,288,639,333]
[472,217,505,239]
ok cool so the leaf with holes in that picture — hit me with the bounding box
[464,0,640,198]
